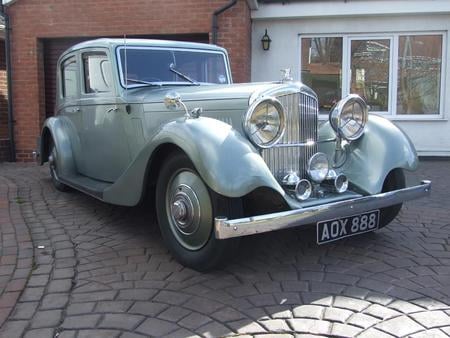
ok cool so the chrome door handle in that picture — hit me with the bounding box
[72,107,80,113]
[106,106,118,113]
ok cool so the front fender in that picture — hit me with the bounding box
[319,114,418,195]
[40,117,78,177]
[103,117,283,206]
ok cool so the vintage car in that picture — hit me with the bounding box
[38,38,431,270]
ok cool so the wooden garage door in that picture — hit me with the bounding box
[43,34,209,118]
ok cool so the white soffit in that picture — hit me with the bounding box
[251,0,450,19]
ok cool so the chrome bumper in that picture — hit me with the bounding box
[214,180,431,239]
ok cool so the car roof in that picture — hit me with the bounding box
[61,38,227,58]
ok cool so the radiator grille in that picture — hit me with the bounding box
[262,92,318,181]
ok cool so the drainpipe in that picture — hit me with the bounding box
[212,0,237,45]
[0,4,15,161]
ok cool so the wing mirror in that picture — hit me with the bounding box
[164,91,201,119]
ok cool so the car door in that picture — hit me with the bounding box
[58,54,83,170]
[78,49,131,182]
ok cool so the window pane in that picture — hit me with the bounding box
[397,35,442,115]
[83,52,112,94]
[62,57,77,98]
[119,48,229,86]
[351,39,390,112]
[301,37,342,113]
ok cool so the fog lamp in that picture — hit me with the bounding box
[307,153,329,183]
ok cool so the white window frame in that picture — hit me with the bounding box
[299,31,447,120]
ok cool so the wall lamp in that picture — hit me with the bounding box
[261,29,272,51]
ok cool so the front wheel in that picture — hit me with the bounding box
[378,168,405,228]
[155,152,241,271]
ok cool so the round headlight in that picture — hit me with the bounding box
[329,94,368,141]
[244,98,286,148]
[308,152,329,183]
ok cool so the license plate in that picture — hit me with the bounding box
[317,210,380,244]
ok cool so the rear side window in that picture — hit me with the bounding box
[82,52,112,94]
[61,57,78,98]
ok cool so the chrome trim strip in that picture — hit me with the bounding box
[214,180,431,239]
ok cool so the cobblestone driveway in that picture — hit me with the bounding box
[0,160,449,338]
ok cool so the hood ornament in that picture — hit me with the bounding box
[280,68,293,83]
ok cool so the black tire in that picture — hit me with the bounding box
[49,139,70,192]
[155,152,242,271]
[378,168,405,228]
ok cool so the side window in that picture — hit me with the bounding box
[82,52,112,94]
[61,57,78,98]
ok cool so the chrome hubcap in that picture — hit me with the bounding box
[166,170,212,251]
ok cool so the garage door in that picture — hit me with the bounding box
[43,34,209,118]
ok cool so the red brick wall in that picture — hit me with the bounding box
[6,0,252,161]
[0,40,7,136]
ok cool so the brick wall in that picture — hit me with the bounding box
[6,0,252,161]
[0,40,8,162]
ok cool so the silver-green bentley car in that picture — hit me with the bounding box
[38,38,431,270]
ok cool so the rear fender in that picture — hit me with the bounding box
[40,117,78,177]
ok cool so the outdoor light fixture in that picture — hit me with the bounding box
[261,29,271,51]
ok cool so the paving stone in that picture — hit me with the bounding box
[135,317,179,336]
[358,327,395,338]
[77,329,121,338]
[95,300,133,313]
[30,309,63,328]
[333,296,371,312]
[66,302,96,315]
[98,313,144,330]
[47,279,72,293]
[375,316,425,336]
[0,320,28,338]
[41,293,69,309]
[330,323,363,337]
[347,313,379,329]
[10,301,39,319]
[116,288,158,300]
[158,306,191,322]
[179,312,212,330]
[410,328,449,338]
[228,319,267,334]
[363,303,401,320]
[292,305,324,319]
[259,319,291,332]
[61,314,102,329]
[410,311,450,328]
[288,318,331,335]
[323,307,353,323]
[153,290,191,305]
[23,328,55,338]
[196,321,234,338]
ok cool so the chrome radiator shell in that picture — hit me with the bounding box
[262,91,319,180]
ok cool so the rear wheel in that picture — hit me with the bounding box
[378,169,405,228]
[48,140,69,192]
[155,152,242,271]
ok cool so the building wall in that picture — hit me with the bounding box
[0,40,8,162]
[6,0,251,161]
[251,14,450,156]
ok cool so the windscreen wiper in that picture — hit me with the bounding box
[169,63,199,85]
[126,78,162,87]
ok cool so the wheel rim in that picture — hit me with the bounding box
[165,170,213,251]
[49,146,59,181]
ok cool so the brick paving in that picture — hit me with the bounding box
[0,160,448,338]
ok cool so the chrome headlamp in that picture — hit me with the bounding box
[244,97,286,148]
[329,94,368,141]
